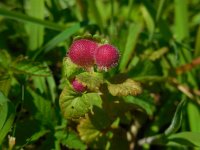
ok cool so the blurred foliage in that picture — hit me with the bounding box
[0,0,200,149]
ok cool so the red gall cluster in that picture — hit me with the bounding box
[68,39,119,71]
[67,38,120,93]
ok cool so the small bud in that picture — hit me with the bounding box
[71,79,86,93]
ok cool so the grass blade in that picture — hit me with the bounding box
[25,0,45,51]
[195,25,200,57]
[164,98,186,136]
[119,22,143,72]
[0,8,64,31]
[174,0,189,41]
[33,22,84,59]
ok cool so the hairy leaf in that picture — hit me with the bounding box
[59,86,102,119]
[63,57,81,78]
[76,72,104,91]
[108,79,142,96]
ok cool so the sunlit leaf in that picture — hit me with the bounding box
[59,86,102,119]
[76,72,104,91]
[63,57,82,79]
[77,116,101,143]
[108,79,142,96]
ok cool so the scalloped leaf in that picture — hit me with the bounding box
[108,79,142,96]
[59,86,102,119]
[77,116,101,143]
[11,56,51,76]
[76,72,104,91]
[63,57,82,78]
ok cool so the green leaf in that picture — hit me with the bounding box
[187,101,200,132]
[164,99,186,136]
[89,106,111,130]
[108,79,142,96]
[87,0,103,31]
[0,74,11,96]
[141,4,155,39]
[0,92,15,144]
[142,47,169,61]
[0,8,64,31]
[11,56,51,76]
[167,132,200,147]
[123,91,155,115]
[76,72,104,91]
[0,93,9,130]
[27,87,53,125]
[128,60,161,80]
[59,86,102,119]
[63,57,81,79]
[46,75,57,103]
[55,130,87,150]
[77,116,101,143]
[27,130,49,142]
[195,26,200,57]
[0,50,11,69]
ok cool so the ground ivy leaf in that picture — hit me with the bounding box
[76,72,104,91]
[59,86,102,119]
[77,116,101,143]
[108,79,142,96]
[63,57,82,78]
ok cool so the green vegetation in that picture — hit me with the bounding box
[0,0,200,149]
